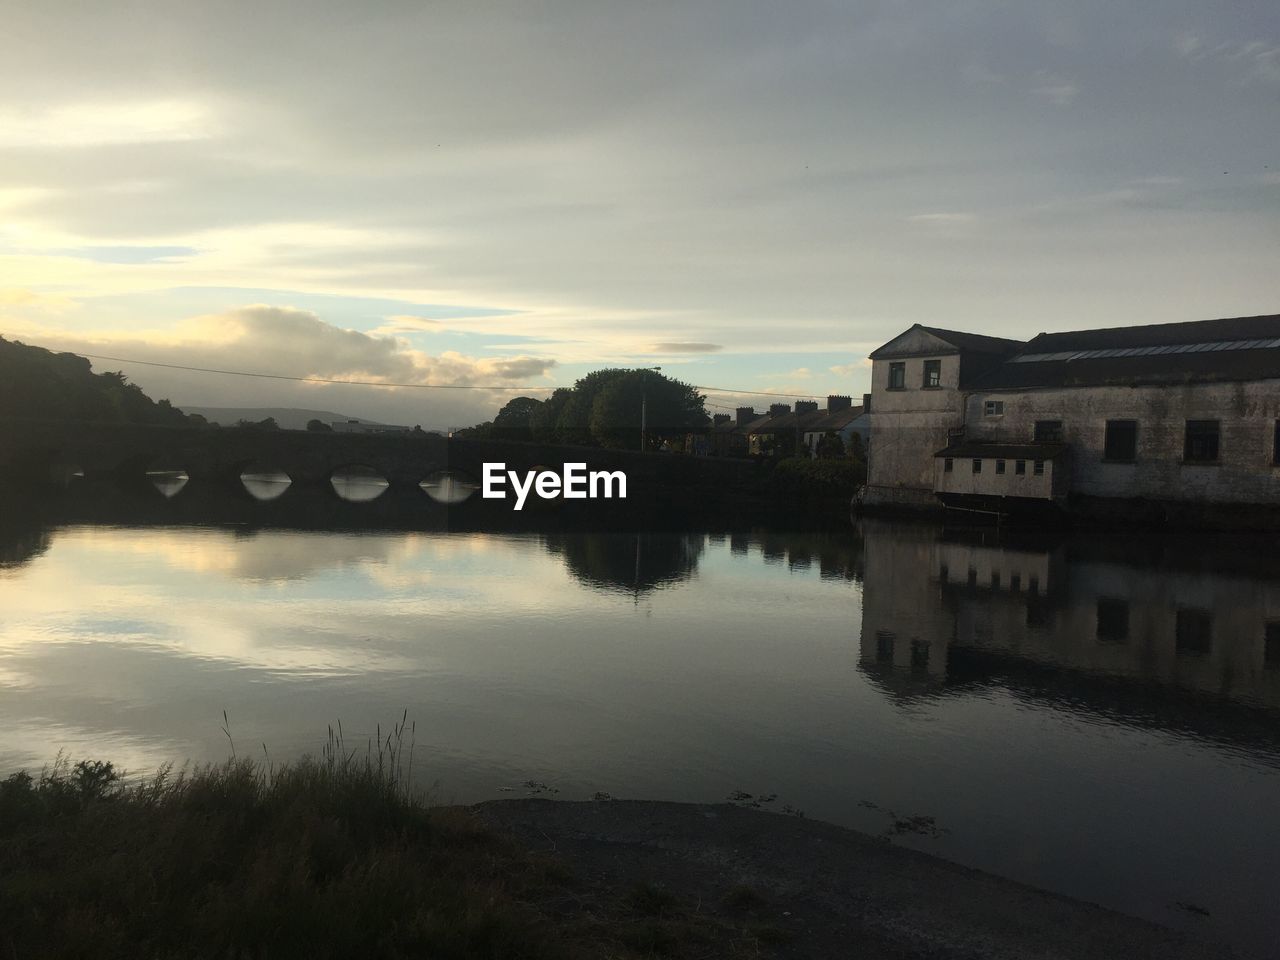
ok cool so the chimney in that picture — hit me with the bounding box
[713,413,731,426]
[769,403,791,418]
[735,406,756,426]
[827,394,851,412]
[862,393,872,413]
[795,400,818,415]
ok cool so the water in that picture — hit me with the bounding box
[1,513,1278,956]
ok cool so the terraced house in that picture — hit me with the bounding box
[862,314,1280,518]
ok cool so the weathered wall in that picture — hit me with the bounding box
[964,380,1280,504]
[934,455,1061,500]
[865,353,963,505]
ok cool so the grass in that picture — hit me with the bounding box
[0,724,790,959]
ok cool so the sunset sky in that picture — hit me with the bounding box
[2,0,1278,427]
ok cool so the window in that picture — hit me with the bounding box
[996,459,1006,475]
[1104,420,1138,462]
[972,458,982,474]
[984,400,1004,416]
[1015,460,1026,475]
[1274,421,1280,465]
[910,639,930,671]
[990,571,1001,589]
[1033,460,1045,476]
[1034,420,1063,442]
[944,457,954,473]
[1175,609,1212,656]
[888,362,906,389]
[1010,573,1021,592]
[922,359,941,388]
[1096,599,1129,643]
[1184,420,1220,463]
[875,630,895,662]
[1266,622,1280,668]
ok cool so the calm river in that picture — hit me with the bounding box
[2,511,1278,956]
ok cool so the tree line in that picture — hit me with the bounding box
[456,368,709,449]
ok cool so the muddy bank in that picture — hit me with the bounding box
[475,798,1235,960]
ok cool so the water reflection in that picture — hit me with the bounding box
[858,519,1280,714]
[541,532,706,593]
[240,469,292,501]
[419,470,477,505]
[330,465,389,502]
[146,470,189,499]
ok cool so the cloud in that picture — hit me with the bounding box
[650,341,722,353]
[7,305,558,428]
[906,212,976,224]
[1030,72,1078,106]
[0,99,217,148]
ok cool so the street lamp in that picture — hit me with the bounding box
[640,366,661,452]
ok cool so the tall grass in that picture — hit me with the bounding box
[0,723,557,960]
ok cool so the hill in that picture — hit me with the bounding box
[0,336,192,426]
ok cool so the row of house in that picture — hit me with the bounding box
[861,313,1280,514]
[706,395,870,458]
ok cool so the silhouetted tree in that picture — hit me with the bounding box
[306,419,333,432]
[491,396,542,441]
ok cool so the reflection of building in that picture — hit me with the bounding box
[858,520,1280,712]
[864,315,1280,513]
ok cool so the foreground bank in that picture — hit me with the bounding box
[1,757,1233,959]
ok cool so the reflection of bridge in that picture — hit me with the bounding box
[0,418,766,495]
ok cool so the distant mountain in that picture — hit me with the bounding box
[0,336,192,426]
[176,407,392,430]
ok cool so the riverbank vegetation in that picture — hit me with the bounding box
[0,745,787,959]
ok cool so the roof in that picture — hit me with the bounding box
[967,313,1280,390]
[868,323,1025,360]
[747,409,826,435]
[935,442,1069,460]
[916,326,1027,355]
[1023,313,1280,353]
[804,405,866,433]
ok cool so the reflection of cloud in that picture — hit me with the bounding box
[1030,73,1078,106]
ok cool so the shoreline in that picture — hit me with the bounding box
[475,797,1237,959]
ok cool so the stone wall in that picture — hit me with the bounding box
[965,380,1280,504]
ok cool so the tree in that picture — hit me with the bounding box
[306,419,333,432]
[588,370,708,449]
[491,396,543,441]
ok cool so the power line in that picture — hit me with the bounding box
[82,352,831,401]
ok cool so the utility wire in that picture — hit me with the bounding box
[81,352,830,401]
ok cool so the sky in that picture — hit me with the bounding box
[1,0,1277,428]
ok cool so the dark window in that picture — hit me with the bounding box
[1010,573,1021,592]
[1034,420,1063,442]
[1175,609,1212,656]
[875,630,895,662]
[944,457,954,473]
[1028,575,1040,596]
[923,359,941,388]
[1033,460,1045,476]
[984,400,1004,416]
[1015,460,1026,475]
[1274,421,1280,465]
[972,458,982,474]
[1026,598,1050,627]
[1266,622,1280,668]
[1097,599,1129,643]
[1184,420,1219,463]
[990,571,1001,589]
[888,362,906,389]
[996,459,1006,475]
[1104,420,1138,462]
[967,568,978,588]
[938,563,949,583]
[910,639,930,671]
